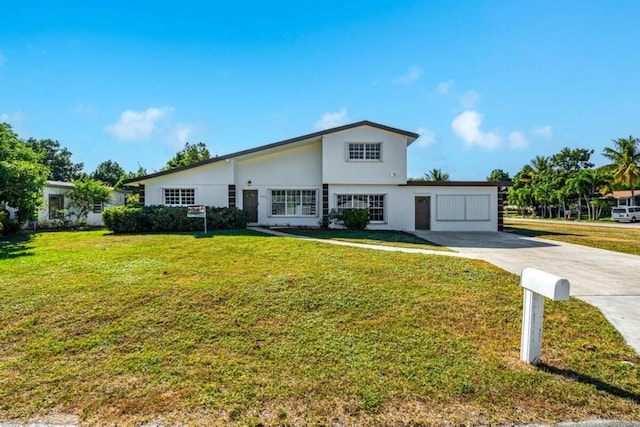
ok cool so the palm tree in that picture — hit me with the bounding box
[424,168,450,181]
[602,136,640,204]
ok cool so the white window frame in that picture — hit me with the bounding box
[163,188,196,206]
[346,142,382,161]
[270,189,318,217]
[335,194,386,223]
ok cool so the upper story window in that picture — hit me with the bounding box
[347,142,381,161]
[164,188,195,206]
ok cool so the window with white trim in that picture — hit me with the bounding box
[336,194,385,222]
[163,188,195,206]
[347,142,381,160]
[271,190,317,216]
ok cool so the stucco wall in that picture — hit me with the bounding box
[140,161,233,207]
[236,142,323,226]
[327,184,498,231]
[322,127,408,185]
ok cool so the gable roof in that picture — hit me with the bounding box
[122,120,419,185]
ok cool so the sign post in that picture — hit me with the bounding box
[520,267,570,365]
[187,205,207,234]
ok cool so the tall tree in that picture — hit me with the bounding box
[164,142,210,170]
[91,160,125,187]
[0,123,50,223]
[423,168,450,181]
[24,138,84,181]
[487,169,510,181]
[551,147,594,178]
[602,135,640,203]
[566,169,611,220]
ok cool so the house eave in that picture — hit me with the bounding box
[122,120,420,185]
[402,180,513,187]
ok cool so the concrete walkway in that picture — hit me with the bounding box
[250,227,640,355]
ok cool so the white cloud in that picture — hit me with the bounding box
[437,79,454,95]
[174,123,193,147]
[314,107,348,131]
[533,125,552,138]
[1,111,25,125]
[451,111,502,150]
[393,65,422,84]
[460,90,481,109]
[105,106,173,141]
[416,127,437,148]
[508,131,529,149]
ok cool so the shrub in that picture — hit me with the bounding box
[327,208,370,230]
[102,205,248,233]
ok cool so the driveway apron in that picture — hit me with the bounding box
[414,231,640,355]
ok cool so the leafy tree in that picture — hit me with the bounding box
[602,135,640,203]
[487,169,510,181]
[423,168,450,181]
[551,147,594,179]
[0,123,50,224]
[91,160,125,187]
[24,138,84,181]
[67,178,111,226]
[164,142,210,170]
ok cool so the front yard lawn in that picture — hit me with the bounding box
[505,219,640,255]
[1,230,638,426]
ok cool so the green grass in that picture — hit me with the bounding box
[1,230,639,426]
[280,229,452,251]
[505,219,640,255]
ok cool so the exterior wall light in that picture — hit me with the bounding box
[247,180,252,187]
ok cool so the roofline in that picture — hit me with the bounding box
[122,120,420,185]
[403,180,513,187]
[45,180,128,192]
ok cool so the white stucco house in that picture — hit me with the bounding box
[123,121,509,232]
[35,180,127,227]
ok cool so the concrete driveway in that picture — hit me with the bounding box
[414,230,640,354]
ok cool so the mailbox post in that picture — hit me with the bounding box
[520,267,570,365]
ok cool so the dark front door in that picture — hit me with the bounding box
[243,190,258,223]
[415,196,431,230]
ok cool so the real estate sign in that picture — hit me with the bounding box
[187,205,207,233]
[187,205,206,218]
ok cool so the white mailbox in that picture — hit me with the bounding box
[520,267,570,364]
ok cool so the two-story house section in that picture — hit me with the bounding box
[122,121,508,232]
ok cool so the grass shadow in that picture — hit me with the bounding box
[101,228,270,239]
[279,228,447,248]
[539,363,640,404]
[504,226,578,238]
[0,234,35,260]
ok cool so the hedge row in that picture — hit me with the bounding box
[102,205,248,233]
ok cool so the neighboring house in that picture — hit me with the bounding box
[605,190,640,207]
[123,121,509,232]
[35,180,127,227]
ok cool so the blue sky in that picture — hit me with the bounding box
[2,1,640,180]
